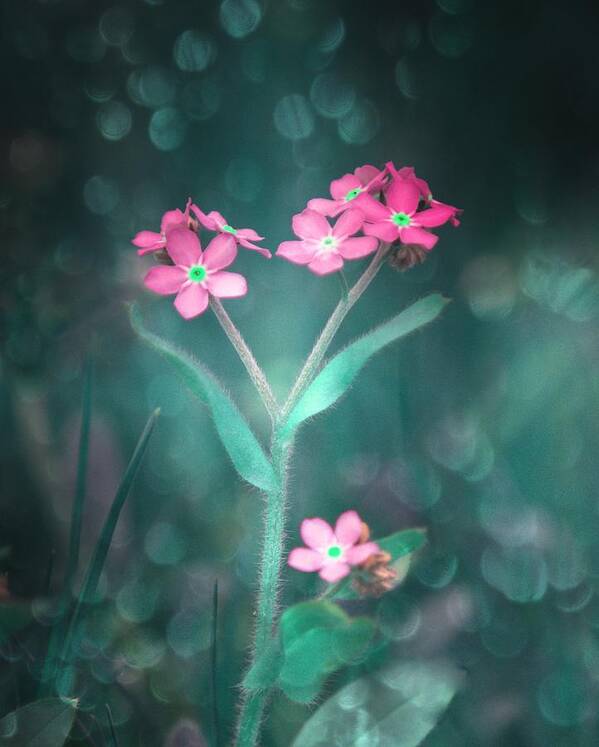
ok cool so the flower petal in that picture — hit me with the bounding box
[276,240,317,265]
[174,283,209,319]
[308,253,344,275]
[319,563,351,583]
[161,208,186,233]
[355,164,381,186]
[331,208,364,239]
[292,209,330,240]
[334,510,362,546]
[385,179,419,214]
[301,517,334,550]
[144,265,187,295]
[238,238,272,258]
[337,236,379,260]
[236,228,264,241]
[398,166,432,199]
[132,230,164,251]
[355,195,389,222]
[400,227,439,251]
[346,542,380,565]
[166,227,202,267]
[205,271,247,298]
[288,547,324,572]
[362,221,399,242]
[306,197,342,217]
[413,205,455,228]
[330,174,361,201]
[203,234,237,271]
[190,203,217,230]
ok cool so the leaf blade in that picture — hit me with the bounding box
[284,294,450,436]
[130,305,277,492]
[0,698,77,746]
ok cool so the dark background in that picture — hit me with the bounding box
[1,0,599,744]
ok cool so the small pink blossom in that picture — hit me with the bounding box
[387,162,461,227]
[276,208,379,276]
[132,199,197,256]
[190,204,271,258]
[144,227,247,319]
[307,164,387,218]
[288,510,379,583]
[362,170,458,251]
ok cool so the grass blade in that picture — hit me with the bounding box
[210,580,220,747]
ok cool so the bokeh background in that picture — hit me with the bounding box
[2,0,599,744]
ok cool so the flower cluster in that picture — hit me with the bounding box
[276,162,460,275]
[132,200,270,319]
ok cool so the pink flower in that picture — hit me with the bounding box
[276,208,378,275]
[362,170,458,251]
[144,228,247,319]
[307,164,387,218]
[387,162,461,227]
[288,510,379,583]
[190,204,271,258]
[132,199,197,256]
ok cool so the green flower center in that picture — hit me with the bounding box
[222,224,237,235]
[344,187,362,202]
[392,212,411,227]
[321,236,336,249]
[188,265,207,283]
[327,545,342,559]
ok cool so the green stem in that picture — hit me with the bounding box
[235,432,292,746]
[281,242,390,419]
[210,298,279,422]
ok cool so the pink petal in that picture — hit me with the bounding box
[301,517,334,550]
[288,547,324,572]
[276,240,318,265]
[400,226,439,251]
[308,253,344,275]
[355,164,381,186]
[132,230,164,251]
[330,174,361,201]
[413,205,455,228]
[144,265,187,295]
[385,179,419,214]
[331,208,364,239]
[166,228,202,267]
[205,271,247,298]
[334,510,362,546]
[338,236,379,259]
[236,228,264,241]
[398,166,431,199]
[319,563,351,583]
[203,234,237,271]
[190,203,217,230]
[292,209,330,240]
[238,238,272,258]
[207,211,227,230]
[174,283,209,319]
[355,195,389,222]
[363,221,399,243]
[346,542,380,566]
[306,197,342,217]
[161,208,186,233]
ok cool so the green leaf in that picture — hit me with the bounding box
[243,636,283,691]
[328,528,427,601]
[130,304,277,492]
[292,659,462,747]
[278,601,376,703]
[0,698,78,745]
[283,294,450,436]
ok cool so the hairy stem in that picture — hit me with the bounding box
[210,298,279,421]
[235,433,292,746]
[281,242,391,419]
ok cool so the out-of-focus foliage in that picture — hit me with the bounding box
[1,0,599,745]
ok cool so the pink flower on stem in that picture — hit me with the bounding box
[363,173,457,251]
[307,164,387,218]
[132,199,197,256]
[387,162,461,227]
[190,204,271,258]
[276,208,378,276]
[288,510,379,583]
[144,227,247,319]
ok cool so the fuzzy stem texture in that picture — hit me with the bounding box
[210,297,279,421]
[281,241,390,419]
[235,433,292,746]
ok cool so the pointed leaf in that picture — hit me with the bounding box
[0,698,77,745]
[284,294,450,436]
[243,636,283,691]
[292,659,462,747]
[130,305,277,492]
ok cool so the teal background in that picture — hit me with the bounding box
[2,0,599,744]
